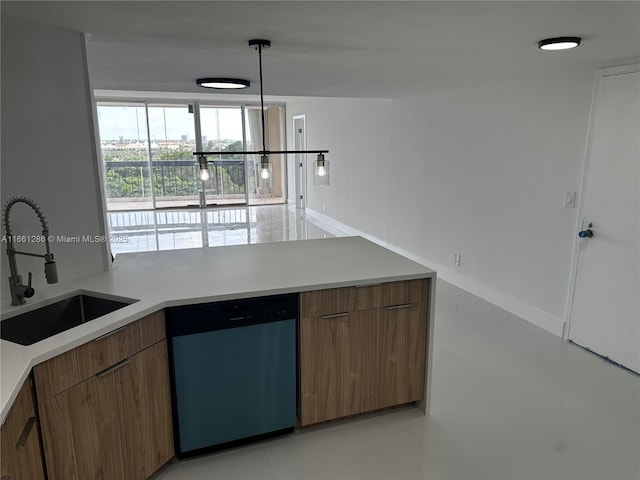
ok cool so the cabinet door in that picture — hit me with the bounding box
[378,303,427,409]
[39,342,174,480]
[39,367,125,480]
[116,341,174,479]
[347,309,379,416]
[1,380,45,480]
[300,314,346,425]
[299,309,378,425]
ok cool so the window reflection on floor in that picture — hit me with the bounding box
[107,205,337,256]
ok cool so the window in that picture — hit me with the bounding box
[96,101,286,210]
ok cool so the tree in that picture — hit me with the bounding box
[155,146,192,161]
[226,140,244,152]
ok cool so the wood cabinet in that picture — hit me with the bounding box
[300,309,378,425]
[33,310,165,401]
[378,302,427,409]
[118,341,174,479]
[35,312,173,480]
[1,379,45,480]
[299,279,429,426]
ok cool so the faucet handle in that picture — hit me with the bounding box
[24,272,35,298]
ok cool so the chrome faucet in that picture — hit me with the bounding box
[3,196,58,305]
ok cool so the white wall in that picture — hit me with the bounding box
[1,16,108,305]
[285,97,393,232]
[287,69,595,336]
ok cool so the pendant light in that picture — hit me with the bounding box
[195,39,330,188]
[198,155,210,181]
[313,153,329,186]
[251,39,273,190]
[259,155,272,183]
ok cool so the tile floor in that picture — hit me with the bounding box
[128,205,639,480]
[107,205,336,256]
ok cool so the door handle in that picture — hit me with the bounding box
[579,222,594,238]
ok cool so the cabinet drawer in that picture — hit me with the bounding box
[380,279,429,308]
[300,288,347,317]
[34,310,165,401]
[300,279,429,317]
[300,284,386,317]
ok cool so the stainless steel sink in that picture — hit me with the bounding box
[0,294,138,345]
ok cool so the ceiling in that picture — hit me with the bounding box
[2,1,639,98]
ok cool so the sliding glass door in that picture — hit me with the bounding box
[147,104,198,208]
[96,100,286,211]
[199,106,247,206]
[97,103,154,211]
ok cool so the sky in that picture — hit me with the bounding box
[97,104,244,142]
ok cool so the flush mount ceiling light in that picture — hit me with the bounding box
[538,37,581,51]
[196,78,251,89]
[195,39,330,187]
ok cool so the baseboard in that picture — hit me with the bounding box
[304,208,565,337]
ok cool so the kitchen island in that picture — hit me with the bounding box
[1,236,435,478]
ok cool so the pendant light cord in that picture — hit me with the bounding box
[258,43,267,154]
[194,39,328,159]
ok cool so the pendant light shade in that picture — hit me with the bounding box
[198,155,210,181]
[259,155,272,189]
[260,155,271,179]
[313,153,330,186]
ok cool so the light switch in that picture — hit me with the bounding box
[564,191,576,208]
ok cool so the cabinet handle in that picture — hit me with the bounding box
[93,325,126,342]
[385,303,412,310]
[2,475,11,480]
[16,416,36,447]
[355,283,382,288]
[321,312,349,319]
[96,358,130,378]
[16,416,35,448]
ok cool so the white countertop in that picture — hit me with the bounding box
[1,236,435,422]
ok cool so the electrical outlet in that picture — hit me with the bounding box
[454,253,461,266]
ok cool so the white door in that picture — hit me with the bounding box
[569,65,640,373]
[293,115,307,209]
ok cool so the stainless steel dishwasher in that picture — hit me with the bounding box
[166,293,297,457]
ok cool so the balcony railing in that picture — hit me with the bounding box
[104,160,251,208]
